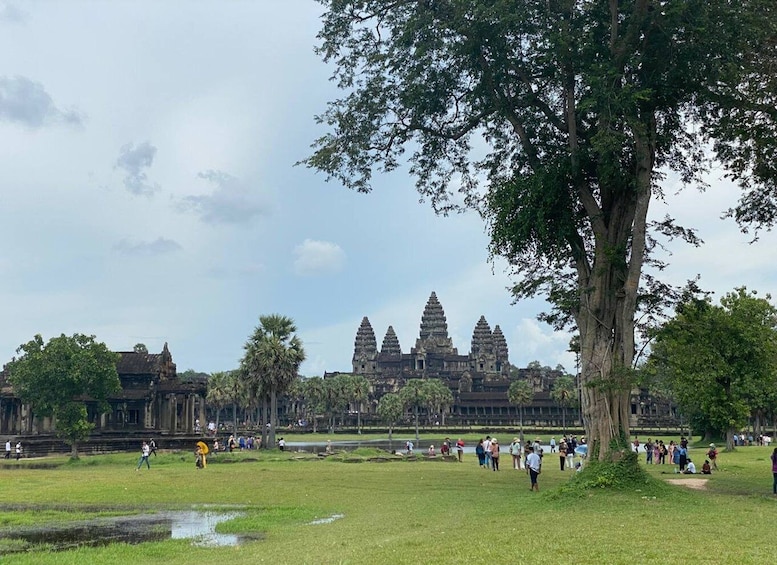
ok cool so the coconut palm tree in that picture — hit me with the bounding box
[508,379,534,443]
[348,374,370,434]
[206,371,233,432]
[241,314,305,448]
[551,375,577,434]
[400,379,428,441]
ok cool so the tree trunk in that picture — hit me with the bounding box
[70,441,79,459]
[357,406,362,435]
[261,396,268,449]
[269,390,277,447]
[413,405,420,441]
[519,406,524,443]
[232,402,237,437]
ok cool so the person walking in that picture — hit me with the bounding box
[475,438,486,467]
[15,441,22,460]
[527,449,541,492]
[149,438,157,456]
[559,440,568,471]
[136,441,151,471]
[707,444,718,470]
[4,439,10,459]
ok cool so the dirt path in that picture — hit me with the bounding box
[665,478,708,490]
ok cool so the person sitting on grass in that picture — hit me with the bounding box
[683,459,696,474]
[701,460,712,475]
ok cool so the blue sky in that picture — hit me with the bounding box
[1,1,775,377]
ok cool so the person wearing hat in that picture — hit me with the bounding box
[490,438,500,471]
[707,444,718,470]
[510,437,521,470]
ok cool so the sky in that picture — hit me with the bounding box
[1,1,776,378]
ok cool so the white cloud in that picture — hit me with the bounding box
[293,239,346,276]
[178,170,270,225]
[0,75,84,128]
[113,237,182,256]
[0,2,26,23]
[114,141,159,196]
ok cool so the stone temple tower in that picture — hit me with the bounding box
[411,291,457,355]
[352,316,378,374]
[469,316,509,375]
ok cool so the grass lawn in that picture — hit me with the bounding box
[0,442,774,564]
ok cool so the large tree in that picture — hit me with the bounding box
[377,392,404,441]
[305,0,777,458]
[241,314,305,448]
[650,289,777,450]
[8,333,121,458]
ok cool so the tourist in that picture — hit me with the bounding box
[526,449,542,491]
[524,439,534,467]
[326,440,333,454]
[195,444,204,469]
[4,439,10,459]
[483,436,492,468]
[475,439,486,467]
[558,439,568,471]
[701,460,712,475]
[645,438,654,464]
[428,444,436,457]
[194,418,201,434]
[149,438,157,456]
[213,439,220,453]
[632,436,640,457]
[771,448,777,494]
[136,441,151,471]
[490,439,500,471]
[278,437,286,451]
[510,437,521,470]
[707,444,718,470]
[405,440,413,455]
[683,459,696,474]
[652,441,661,464]
[678,444,688,472]
[456,438,465,462]
[549,437,556,453]
[533,438,543,457]
[658,441,667,465]
[15,441,22,460]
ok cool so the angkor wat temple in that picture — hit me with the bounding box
[330,291,577,427]
[327,291,678,429]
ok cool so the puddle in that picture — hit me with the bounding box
[308,513,344,525]
[0,510,245,554]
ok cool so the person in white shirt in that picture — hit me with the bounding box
[526,451,542,491]
[683,459,697,474]
[4,440,10,459]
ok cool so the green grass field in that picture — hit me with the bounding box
[0,439,774,564]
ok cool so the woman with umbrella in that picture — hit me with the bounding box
[195,441,209,469]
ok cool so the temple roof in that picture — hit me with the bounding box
[353,316,378,358]
[470,315,493,355]
[115,343,174,376]
[492,325,509,359]
[419,291,449,341]
[380,326,402,357]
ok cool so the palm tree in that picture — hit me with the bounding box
[241,314,306,448]
[551,375,577,434]
[206,371,233,432]
[377,392,403,443]
[348,374,370,434]
[508,379,534,443]
[422,379,453,426]
[301,376,325,433]
[399,379,428,441]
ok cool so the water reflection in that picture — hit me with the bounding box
[308,513,344,525]
[0,510,244,554]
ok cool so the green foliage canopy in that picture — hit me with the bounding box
[8,333,121,454]
[650,289,777,446]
